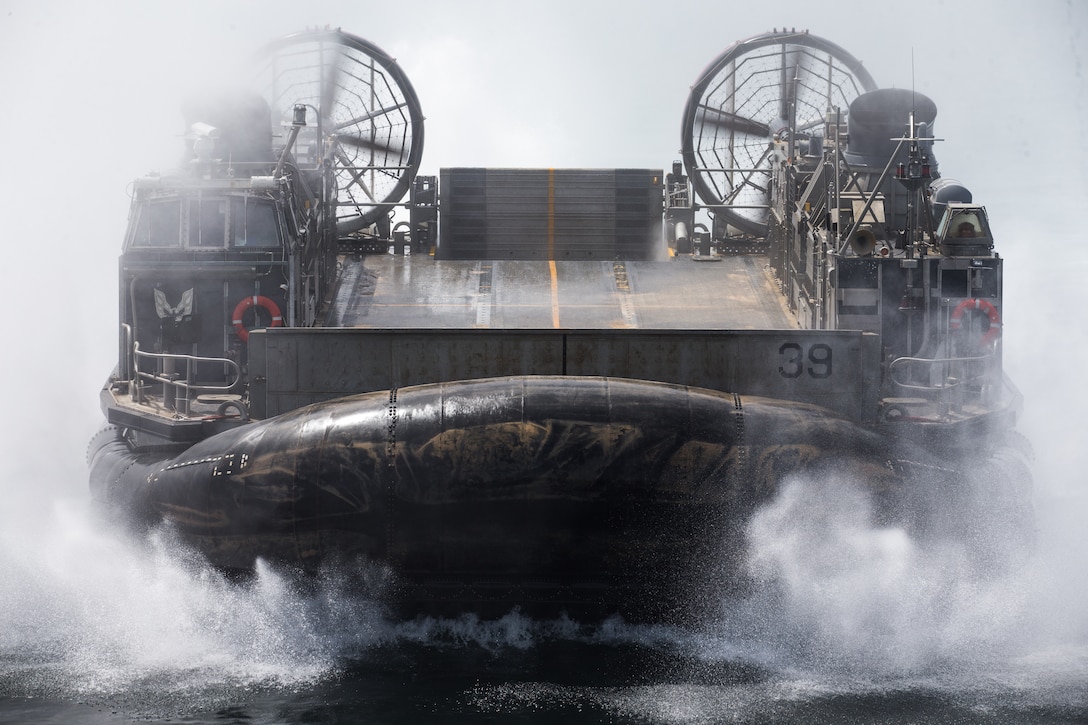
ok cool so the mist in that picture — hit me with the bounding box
[0,0,1085,710]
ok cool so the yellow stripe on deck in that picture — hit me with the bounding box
[549,260,560,328]
[547,168,560,328]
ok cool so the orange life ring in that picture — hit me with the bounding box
[949,298,1001,346]
[232,295,283,342]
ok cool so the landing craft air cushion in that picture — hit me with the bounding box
[88,28,1032,621]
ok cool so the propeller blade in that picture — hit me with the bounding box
[335,101,409,132]
[780,45,795,122]
[694,105,770,138]
[790,45,824,120]
[335,132,406,158]
[319,45,346,121]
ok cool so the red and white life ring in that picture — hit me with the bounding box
[949,298,1001,346]
[232,295,283,342]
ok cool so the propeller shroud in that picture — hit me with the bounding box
[681,30,876,237]
[254,29,425,235]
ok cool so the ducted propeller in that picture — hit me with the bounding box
[253,29,425,236]
[681,30,876,237]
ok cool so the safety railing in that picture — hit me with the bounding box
[888,351,998,409]
[131,341,241,417]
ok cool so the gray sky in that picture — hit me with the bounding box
[0,0,1084,496]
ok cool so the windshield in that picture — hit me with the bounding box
[127,195,282,250]
[130,200,181,248]
[231,197,281,248]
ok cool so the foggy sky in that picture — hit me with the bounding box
[0,0,1084,515]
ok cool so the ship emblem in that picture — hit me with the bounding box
[153,288,194,322]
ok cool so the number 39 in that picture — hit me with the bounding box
[778,342,833,379]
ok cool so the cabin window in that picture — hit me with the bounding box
[936,206,992,242]
[949,213,982,238]
[190,198,227,248]
[130,200,181,248]
[230,198,281,248]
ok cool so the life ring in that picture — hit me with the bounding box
[232,295,283,342]
[949,298,1001,346]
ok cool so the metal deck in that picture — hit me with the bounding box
[321,253,798,330]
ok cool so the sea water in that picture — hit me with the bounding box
[1,464,1086,724]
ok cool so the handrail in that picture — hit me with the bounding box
[888,352,995,392]
[132,342,241,416]
[119,323,134,381]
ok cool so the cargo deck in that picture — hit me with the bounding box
[322,253,797,330]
